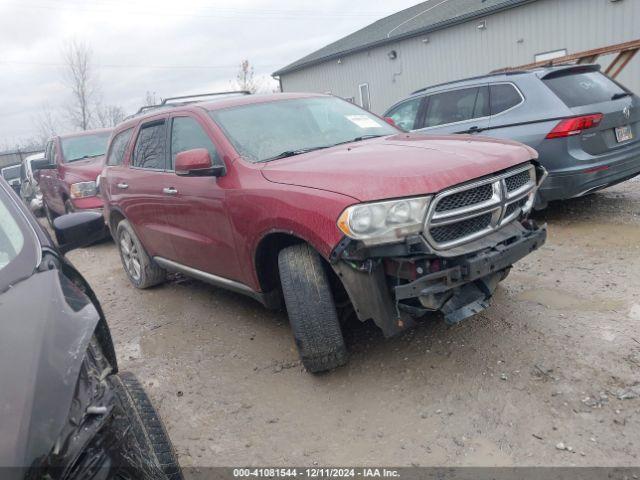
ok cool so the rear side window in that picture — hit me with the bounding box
[490,84,522,115]
[543,71,626,107]
[423,87,487,128]
[106,128,133,166]
[133,122,166,169]
[170,117,220,169]
[386,97,422,131]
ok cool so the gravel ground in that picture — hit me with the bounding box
[65,178,640,469]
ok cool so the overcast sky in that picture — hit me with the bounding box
[0,0,419,146]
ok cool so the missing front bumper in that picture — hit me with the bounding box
[333,222,546,336]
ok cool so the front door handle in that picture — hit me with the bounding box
[163,187,178,195]
[117,182,128,189]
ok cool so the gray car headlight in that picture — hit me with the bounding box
[337,196,432,246]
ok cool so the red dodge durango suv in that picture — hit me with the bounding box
[101,92,547,373]
[37,128,112,225]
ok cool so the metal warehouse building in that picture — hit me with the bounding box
[273,0,640,115]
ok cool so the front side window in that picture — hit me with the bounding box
[386,97,423,131]
[209,97,396,163]
[60,132,111,163]
[0,188,39,289]
[106,128,134,166]
[0,199,24,272]
[170,117,220,169]
[423,87,485,128]
[133,122,166,169]
[490,84,522,115]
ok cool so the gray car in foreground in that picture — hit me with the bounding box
[0,178,181,479]
[384,64,640,208]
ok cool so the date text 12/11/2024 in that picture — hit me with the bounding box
[232,468,400,478]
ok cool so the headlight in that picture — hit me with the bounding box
[70,181,97,199]
[337,196,431,246]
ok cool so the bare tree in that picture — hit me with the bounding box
[62,40,97,130]
[33,103,59,144]
[144,91,158,106]
[235,59,259,93]
[95,102,125,128]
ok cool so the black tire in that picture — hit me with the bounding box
[112,372,183,480]
[30,337,181,479]
[116,219,166,289]
[278,243,348,373]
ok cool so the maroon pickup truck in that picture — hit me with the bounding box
[37,128,112,225]
[101,92,547,373]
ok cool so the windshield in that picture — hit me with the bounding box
[209,96,397,163]
[2,165,20,180]
[60,132,110,163]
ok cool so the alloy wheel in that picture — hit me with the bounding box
[119,230,142,282]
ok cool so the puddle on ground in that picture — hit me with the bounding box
[517,288,625,312]
[550,222,640,249]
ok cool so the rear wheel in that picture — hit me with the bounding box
[278,243,348,373]
[116,220,166,288]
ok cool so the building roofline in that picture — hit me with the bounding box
[273,0,538,77]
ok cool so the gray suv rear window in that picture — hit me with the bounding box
[543,71,626,108]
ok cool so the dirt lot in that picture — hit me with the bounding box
[65,179,640,468]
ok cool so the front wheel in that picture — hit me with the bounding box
[278,244,348,373]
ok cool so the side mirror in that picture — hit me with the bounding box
[175,148,225,177]
[31,158,55,171]
[384,117,397,126]
[53,211,107,254]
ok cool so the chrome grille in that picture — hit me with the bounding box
[504,197,528,218]
[424,164,537,250]
[430,212,493,244]
[435,183,493,212]
[505,170,531,192]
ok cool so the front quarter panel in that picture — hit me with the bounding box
[228,170,357,290]
[0,268,101,469]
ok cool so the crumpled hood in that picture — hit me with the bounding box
[261,134,537,202]
[64,156,105,182]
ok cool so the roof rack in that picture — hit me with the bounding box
[127,90,252,119]
[410,70,528,96]
[160,90,251,105]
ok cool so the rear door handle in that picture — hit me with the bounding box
[163,187,178,195]
[117,182,128,189]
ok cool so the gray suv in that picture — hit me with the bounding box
[384,64,640,208]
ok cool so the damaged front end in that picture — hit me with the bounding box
[331,163,547,337]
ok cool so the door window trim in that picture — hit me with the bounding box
[385,96,427,131]
[418,85,490,131]
[130,119,169,172]
[167,114,222,172]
